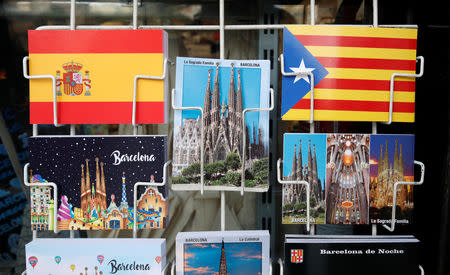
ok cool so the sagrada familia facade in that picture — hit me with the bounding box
[173,63,266,175]
[370,139,413,210]
[80,158,108,218]
[283,139,324,205]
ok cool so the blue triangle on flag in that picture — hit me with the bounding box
[281,27,329,117]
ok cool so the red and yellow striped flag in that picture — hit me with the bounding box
[28,29,168,124]
[282,25,418,122]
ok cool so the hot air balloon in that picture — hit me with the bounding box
[97,255,104,265]
[28,256,38,268]
[70,264,75,271]
[55,256,61,264]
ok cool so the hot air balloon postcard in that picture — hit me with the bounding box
[176,230,270,275]
[282,133,326,225]
[325,134,371,225]
[26,238,166,274]
[172,57,271,192]
[28,135,169,230]
[27,29,169,124]
[369,134,415,225]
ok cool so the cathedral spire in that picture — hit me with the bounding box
[85,159,91,195]
[291,144,297,181]
[81,164,85,194]
[203,69,212,119]
[236,70,243,114]
[297,140,303,180]
[218,240,228,275]
[121,172,127,204]
[378,144,383,178]
[228,63,235,117]
[394,140,399,171]
[95,157,100,195]
[307,139,313,179]
[211,63,221,145]
[100,162,105,194]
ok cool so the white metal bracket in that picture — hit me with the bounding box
[279,54,315,123]
[383,160,425,232]
[240,88,275,195]
[132,58,170,133]
[384,56,424,124]
[23,163,59,234]
[171,88,205,195]
[22,56,62,127]
[132,160,171,238]
[277,159,311,232]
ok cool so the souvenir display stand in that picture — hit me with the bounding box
[20,0,427,274]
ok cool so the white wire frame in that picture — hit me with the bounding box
[22,0,426,274]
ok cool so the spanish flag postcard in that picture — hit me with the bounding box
[28,30,168,124]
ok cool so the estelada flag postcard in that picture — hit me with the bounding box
[28,30,168,124]
[281,25,418,122]
[28,135,168,231]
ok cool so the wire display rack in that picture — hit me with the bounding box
[20,0,426,274]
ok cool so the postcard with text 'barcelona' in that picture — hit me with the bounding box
[172,57,271,192]
[28,136,168,231]
[26,238,166,275]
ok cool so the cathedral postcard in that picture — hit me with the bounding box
[369,134,415,225]
[172,57,271,192]
[325,134,371,225]
[28,136,168,230]
[176,230,270,275]
[26,238,166,274]
[282,133,326,225]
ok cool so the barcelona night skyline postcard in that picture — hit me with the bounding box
[28,135,168,231]
[28,29,169,124]
[369,134,415,225]
[282,133,326,225]
[172,57,271,192]
[26,238,166,274]
[176,230,270,275]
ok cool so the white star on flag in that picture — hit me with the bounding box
[289,59,315,84]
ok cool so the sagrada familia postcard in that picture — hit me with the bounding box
[28,136,168,231]
[26,238,166,274]
[369,134,415,225]
[172,57,271,192]
[176,230,270,275]
[282,133,326,225]
[325,134,371,225]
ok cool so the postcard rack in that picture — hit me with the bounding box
[20,0,428,274]
[275,0,427,274]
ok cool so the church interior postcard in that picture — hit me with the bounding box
[282,133,326,225]
[176,230,270,275]
[26,238,166,275]
[28,136,168,230]
[172,57,271,192]
[325,134,370,225]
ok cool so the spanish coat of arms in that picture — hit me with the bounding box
[56,61,92,96]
